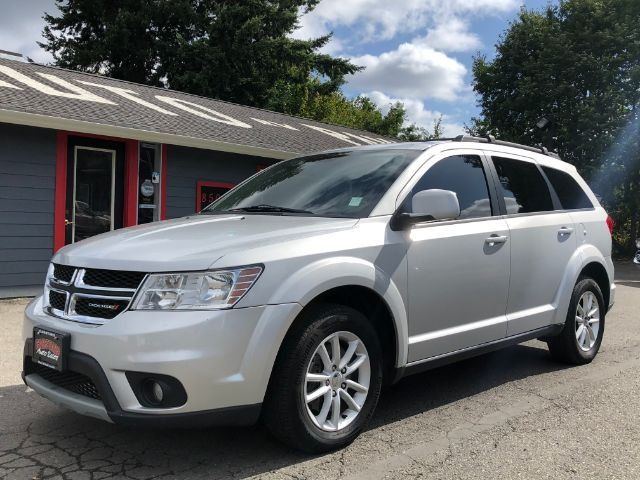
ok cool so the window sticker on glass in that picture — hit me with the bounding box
[349,197,363,207]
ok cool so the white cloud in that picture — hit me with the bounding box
[295,0,519,43]
[367,91,465,136]
[418,18,482,53]
[348,43,467,101]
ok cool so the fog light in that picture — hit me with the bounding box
[142,379,164,406]
[126,371,187,408]
[151,381,164,403]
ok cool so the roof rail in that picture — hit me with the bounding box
[451,135,561,159]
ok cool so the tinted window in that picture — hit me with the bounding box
[542,167,593,210]
[204,149,420,218]
[410,155,492,219]
[492,157,554,214]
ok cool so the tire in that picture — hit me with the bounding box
[547,277,606,365]
[263,303,383,453]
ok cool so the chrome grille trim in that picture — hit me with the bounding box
[45,264,147,325]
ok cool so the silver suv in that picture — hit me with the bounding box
[23,137,615,452]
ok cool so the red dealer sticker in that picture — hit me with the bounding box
[33,327,70,371]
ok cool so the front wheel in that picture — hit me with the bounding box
[547,277,606,364]
[263,304,383,453]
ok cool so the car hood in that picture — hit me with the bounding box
[53,214,359,272]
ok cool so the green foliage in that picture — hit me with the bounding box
[471,0,640,253]
[398,117,444,141]
[39,0,434,139]
[40,0,360,109]
[266,80,405,137]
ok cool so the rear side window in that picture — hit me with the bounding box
[410,155,492,219]
[542,167,593,210]
[492,157,554,214]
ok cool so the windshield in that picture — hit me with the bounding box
[202,149,421,218]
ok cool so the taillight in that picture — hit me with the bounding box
[606,215,614,235]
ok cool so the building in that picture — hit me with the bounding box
[0,52,392,298]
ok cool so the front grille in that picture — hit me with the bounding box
[28,362,101,400]
[74,297,130,319]
[83,268,146,290]
[53,264,75,283]
[46,265,146,324]
[49,290,66,311]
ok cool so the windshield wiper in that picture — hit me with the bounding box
[226,204,315,215]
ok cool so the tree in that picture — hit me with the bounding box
[40,0,360,109]
[470,0,640,253]
[398,116,444,141]
[39,0,438,142]
[267,80,407,137]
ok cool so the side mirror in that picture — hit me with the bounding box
[390,189,460,230]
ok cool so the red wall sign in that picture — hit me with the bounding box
[196,181,235,212]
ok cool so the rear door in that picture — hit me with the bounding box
[488,154,577,336]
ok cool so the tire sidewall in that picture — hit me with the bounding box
[568,278,606,361]
[291,306,383,447]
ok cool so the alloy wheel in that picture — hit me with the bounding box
[575,291,600,352]
[302,331,371,432]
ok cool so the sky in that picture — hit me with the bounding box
[0,0,554,136]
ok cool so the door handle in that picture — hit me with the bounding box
[558,226,574,236]
[485,235,508,246]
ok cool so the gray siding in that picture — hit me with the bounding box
[166,145,276,218]
[0,123,56,297]
[0,135,277,298]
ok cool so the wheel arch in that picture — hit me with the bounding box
[579,261,610,310]
[299,285,399,384]
[553,245,612,324]
[267,256,409,370]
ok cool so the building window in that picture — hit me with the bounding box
[138,143,162,224]
[196,181,235,212]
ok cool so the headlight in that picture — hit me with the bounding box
[131,265,263,310]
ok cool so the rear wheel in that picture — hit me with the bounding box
[263,304,383,453]
[547,277,605,364]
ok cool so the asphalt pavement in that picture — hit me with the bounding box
[0,263,638,479]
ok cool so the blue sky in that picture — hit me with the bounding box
[0,0,555,134]
[292,0,555,134]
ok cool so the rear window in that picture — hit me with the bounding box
[541,167,593,210]
[492,157,554,214]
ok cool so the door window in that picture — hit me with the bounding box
[65,138,124,245]
[72,147,116,243]
[409,155,492,219]
[138,143,162,224]
[541,166,593,210]
[492,157,554,214]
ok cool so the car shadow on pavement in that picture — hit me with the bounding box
[372,342,568,430]
[0,342,569,479]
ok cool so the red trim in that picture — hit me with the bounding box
[53,132,68,253]
[123,140,139,227]
[54,131,140,251]
[196,180,235,212]
[161,144,168,220]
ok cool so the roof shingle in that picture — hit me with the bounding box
[0,58,392,158]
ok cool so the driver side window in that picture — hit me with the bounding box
[406,155,493,219]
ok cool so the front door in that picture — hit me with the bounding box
[65,138,125,245]
[404,152,511,362]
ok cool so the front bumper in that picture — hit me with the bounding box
[22,296,302,426]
